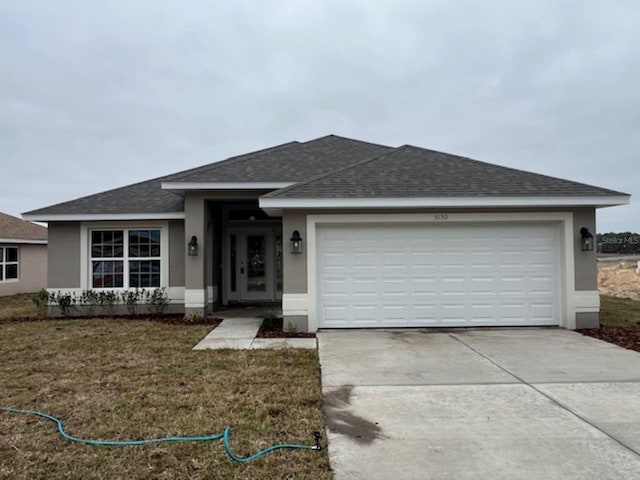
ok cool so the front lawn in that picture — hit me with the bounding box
[579,295,640,352]
[0,320,331,479]
[0,292,39,319]
[599,294,640,327]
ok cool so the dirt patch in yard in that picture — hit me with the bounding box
[598,264,640,301]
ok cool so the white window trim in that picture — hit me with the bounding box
[304,212,576,332]
[0,245,19,283]
[80,222,169,290]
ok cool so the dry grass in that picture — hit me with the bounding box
[0,292,39,319]
[0,319,332,479]
[599,294,640,327]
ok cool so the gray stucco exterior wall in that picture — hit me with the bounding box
[168,220,185,287]
[283,210,308,294]
[0,243,47,296]
[47,222,80,288]
[572,208,597,291]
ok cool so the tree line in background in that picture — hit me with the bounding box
[597,232,640,254]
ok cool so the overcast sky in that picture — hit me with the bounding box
[1,0,638,232]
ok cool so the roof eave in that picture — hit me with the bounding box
[161,181,296,194]
[21,212,186,222]
[259,195,631,212]
[0,238,47,244]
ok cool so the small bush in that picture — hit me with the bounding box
[54,291,78,317]
[97,290,119,316]
[121,289,143,316]
[146,287,169,316]
[80,290,99,317]
[261,311,280,331]
[31,289,50,317]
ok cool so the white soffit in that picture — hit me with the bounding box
[22,212,186,222]
[0,238,47,244]
[259,195,630,210]
[161,181,295,192]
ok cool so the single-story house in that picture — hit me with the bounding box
[23,135,629,331]
[0,212,48,296]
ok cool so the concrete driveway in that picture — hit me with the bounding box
[317,328,640,479]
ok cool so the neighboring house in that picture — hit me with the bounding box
[23,135,630,330]
[0,212,47,296]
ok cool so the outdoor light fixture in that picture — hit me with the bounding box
[290,230,303,254]
[580,227,594,252]
[188,235,199,256]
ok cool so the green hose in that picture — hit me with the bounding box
[0,407,321,463]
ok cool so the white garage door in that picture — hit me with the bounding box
[316,223,561,328]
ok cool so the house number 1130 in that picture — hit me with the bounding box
[434,214,449,221]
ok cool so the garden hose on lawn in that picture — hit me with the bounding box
[0,407,322,464]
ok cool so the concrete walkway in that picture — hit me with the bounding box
[192,318,316,350]
[318,328,640,480]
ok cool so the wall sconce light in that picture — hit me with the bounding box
[188,235,199,256]
[290,230,303,254]
[580,227,593,252]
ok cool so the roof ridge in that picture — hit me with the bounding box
[164,141,302,181]
[302,133,394,150]
[263,145,404,198]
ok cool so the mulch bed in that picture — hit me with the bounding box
[256,318,315,338]
[578,326,640,353]
[0,314,222,326]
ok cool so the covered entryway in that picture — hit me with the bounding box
[316,222,562,328]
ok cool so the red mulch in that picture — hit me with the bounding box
[578,326,640,353]
[256,318,315,338]
[0,314,222,326]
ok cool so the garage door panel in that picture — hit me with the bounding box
[316,223,561,328]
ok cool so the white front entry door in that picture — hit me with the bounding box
[316,223,561,328]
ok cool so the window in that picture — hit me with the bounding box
[0,247,19,281]
[91,229,161,288]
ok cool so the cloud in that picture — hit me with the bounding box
[0,0,637,231]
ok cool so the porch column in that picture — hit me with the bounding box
[184,193,208,317]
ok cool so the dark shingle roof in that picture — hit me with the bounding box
[24,136,391,216]
[23,142,301,216]
[265,145,628,198]
[164,135,391,182]
[23,136,627,217]
[0,212,47,241]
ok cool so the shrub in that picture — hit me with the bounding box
[31,289,50,317]
[79,290,99,317]
[146,287,169,316]
[261,311,280,331]
[97,290,119,316]
[54,291,77,317]
[121,289,143,316]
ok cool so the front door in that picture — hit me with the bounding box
[226,227,282,302]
